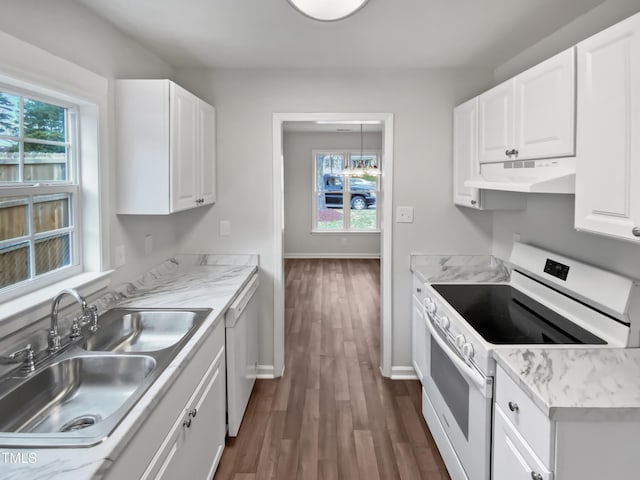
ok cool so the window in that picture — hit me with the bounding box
[0,87,80,295]
[313,150,380,232]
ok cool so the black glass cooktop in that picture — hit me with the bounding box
[431,284,606,345]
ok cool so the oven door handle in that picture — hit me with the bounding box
[425,310,492,397]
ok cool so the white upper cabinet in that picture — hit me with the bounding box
[453,98,481,208]
[478,81,514,164]
[575,13,640,243]
[198,101,217,206]
[170,83,199,212]
[454,97,527,210]
[479,48,575,164]
[116,79,217,215]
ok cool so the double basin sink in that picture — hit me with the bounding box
[0,308,211,448]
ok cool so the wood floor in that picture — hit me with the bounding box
[214,258,450,480]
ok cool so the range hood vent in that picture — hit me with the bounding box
[464,158,576,194]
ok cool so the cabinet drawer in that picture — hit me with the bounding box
[495,365,553,466]
[493,405,553,480]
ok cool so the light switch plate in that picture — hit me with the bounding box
[397,206,414,223]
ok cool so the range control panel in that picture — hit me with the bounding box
[544,258,570,281]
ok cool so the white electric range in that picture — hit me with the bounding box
[415,242,640,480]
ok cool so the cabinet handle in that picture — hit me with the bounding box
[632,227,640,237]
[470,200,477,205]
[508,401,519,413]
[416,287,422,293]
[513,149,519,158]
[189,408,197,418]
[183,418,192,428]
[531,472,543,480]
[505,149,511,158]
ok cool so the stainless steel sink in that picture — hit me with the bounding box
[0,308,212,447]
[83,308,211,353]
[0,355,155,434]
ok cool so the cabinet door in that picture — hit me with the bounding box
[179,347,226,480]
[515,48,575,160]
[479,80,514,164]
[170,83,199,212]
[493,406,553,480]
[198,101,217,206]
[453,98,481,208]
[412,296,427,384]
[575,14,640,242]
[141,345,226,480]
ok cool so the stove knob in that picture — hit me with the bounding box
[439,316,450,331]
[455,334,466,350]
[461,342,474,360]
[424,297,436,315]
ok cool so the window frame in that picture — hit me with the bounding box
[311,149,381,234]
[0,84,83,302]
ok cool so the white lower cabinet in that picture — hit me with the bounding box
[493,406,552,480]
[493,365,640,480]
[107,319,226,480]
[142,345,226,480]
[493,366,553,480]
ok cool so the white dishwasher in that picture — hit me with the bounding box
[224,273,259,437]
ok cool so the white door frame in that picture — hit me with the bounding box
[272,112,394,377]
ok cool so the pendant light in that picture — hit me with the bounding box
[287,0,370,22]
[351,123,366,177]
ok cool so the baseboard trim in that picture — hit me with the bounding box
[284,253,381,259]
[391,366,419,380]
[256,364,276,379]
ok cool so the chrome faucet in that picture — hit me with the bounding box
[8,344,37,373]
[49,288,92,352]
[0,344,37,372]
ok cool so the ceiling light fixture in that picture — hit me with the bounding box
[287,0,370,22]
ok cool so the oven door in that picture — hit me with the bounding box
[423,308,492,480]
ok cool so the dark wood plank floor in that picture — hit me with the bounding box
[214,258,450,480]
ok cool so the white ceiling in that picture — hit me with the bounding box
[75,0,604,70]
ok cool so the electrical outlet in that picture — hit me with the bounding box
[220,220,231,237]
[396,206,414,223]
[114,245,125,268]
[144,234,153,256]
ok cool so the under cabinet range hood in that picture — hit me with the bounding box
[464,158,576,193]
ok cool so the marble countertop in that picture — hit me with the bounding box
[493,348,640,422]
[1,254,258,479]
[410,254,510,283]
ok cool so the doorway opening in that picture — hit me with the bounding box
[272,113,394,377]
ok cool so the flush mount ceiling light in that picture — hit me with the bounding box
[287,0,370,22]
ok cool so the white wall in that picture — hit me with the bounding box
[0,0,180,286]
[283,131,382,257]
[492,2,640,279]
[495,0,640,82]
[174,67,495,369]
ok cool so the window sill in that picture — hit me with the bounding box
[0,271,113,327]
[311,229,381,235]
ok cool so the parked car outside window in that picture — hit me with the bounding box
[322,174,376,210]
